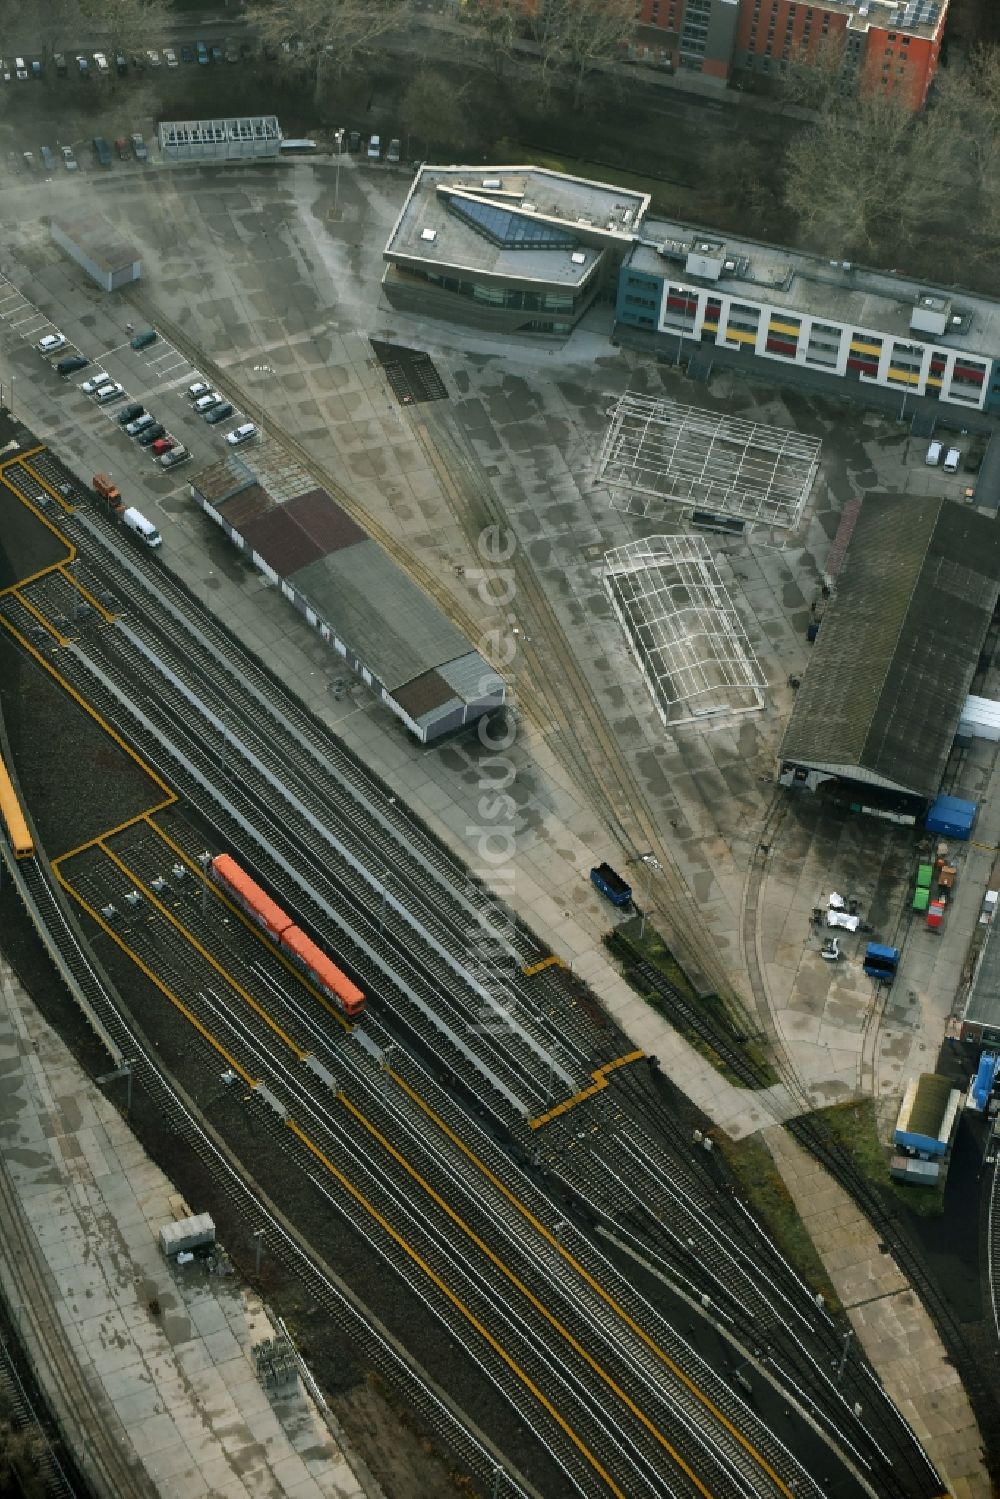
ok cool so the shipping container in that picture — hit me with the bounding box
[926,794,977,841]
[159,1212,216,1257]
[590,862,632,907]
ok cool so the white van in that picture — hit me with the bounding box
[367,134,381,160]
[925,440,942,466]
[944,447,961,473]
[122,506,162,548]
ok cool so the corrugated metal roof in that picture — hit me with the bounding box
[292,541,473,692]
[896,1073,956,1142]
[241,505,328,576]
[393,669,457,717]
[438,651,505,707]
[193,458,254,505]
[285,488,367,555]
[216,482,274,530]
[780,495,1000,800]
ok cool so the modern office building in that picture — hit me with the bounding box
[382,164,649,335]
[616,220,1000,413]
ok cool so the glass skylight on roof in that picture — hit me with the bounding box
[445,194,579,250]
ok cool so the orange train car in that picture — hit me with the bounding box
[209,852,365,1019]
[0,755,33,860]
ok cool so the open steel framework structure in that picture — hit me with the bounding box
[603,535,766,727]
[594,394,821,530]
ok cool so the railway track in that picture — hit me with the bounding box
[9,854,537,1499]
[0,1323,78,1499]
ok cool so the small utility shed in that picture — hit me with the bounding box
[51,213,141,292]
[779,495,1000,808]
[893,1073,961,1158]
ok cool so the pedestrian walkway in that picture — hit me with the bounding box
[0,953,379,1499]
[764,1126,989,1499]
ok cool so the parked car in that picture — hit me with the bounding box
[117,402,144,425]
[225,422,257,447]
[31,59,42,79]
[115,51,127,75]
[196,41,209,64]
[54,53,67,77]
[2,62,14,85]
[130,328,158,350]
[22,151,35,171]
[387,138,401,163]
[81,372,110,393]
[131,132,148,162]
[210,44,223,64]
[160,446,189,468]
[92,136,112,166]
[193,390,221,412]
[205,402,235,425]
[125,412,155,436]
[96,382,125,404]
[76,55,89,76]
[14,57,28,80]
[131,53,145,72]
[151,436,175,456]
[224,46,239,63]
[137,422,166,446]
[367,134,381,160]
[115,136,131,160]
[163,47,178,68]
[61,145,78,171]
[180,44,194,64]
[187,380,210,400]
[146,49,161,68]
[37,333,67,354]
[93,52,109,73]
[56,354,89,375]
[39,145,56,171]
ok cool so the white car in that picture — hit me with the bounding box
[37,333,67,354]
[146,49,161,67]
[193,390,221,412]
[163,47,178,68]
[80,371,110,393]
[187,380,210,400]
[96,382,125,404]
[61,145,78,172]
[225,422,258,447]
[93,52,109,73]
[15,56,28,80]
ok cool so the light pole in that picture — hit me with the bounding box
[628,852,659,941]
[253,1229,265,1276]
[334,127,344,215]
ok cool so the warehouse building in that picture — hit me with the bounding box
[51,214,141,293]
[778,495,1000,813]
[190,461,505,743]
[959,917,1000,1047]
[158,116,281,161]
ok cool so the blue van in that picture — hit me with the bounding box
[130,328,158,350]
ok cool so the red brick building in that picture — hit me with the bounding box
[628,0,946,107]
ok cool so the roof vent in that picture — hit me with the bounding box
[571,251,587,265]
[481,177,502,189]
[420,228,437,242]
[521,200,536,212]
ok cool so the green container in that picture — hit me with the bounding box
[913,886,930,912]
[916,863,934,889]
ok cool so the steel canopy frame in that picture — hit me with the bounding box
[603,535,766,727]
[595,393,820,530]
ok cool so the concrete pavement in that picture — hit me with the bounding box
[0,951,378,1499]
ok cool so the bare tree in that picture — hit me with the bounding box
[780,30,847,113]
[464,0,524,81]
[77,0,171,54]
[783,91,914,260]
[247,0,411,103]
[32,0,85,65]
[530,0,637,107]
[402,70,467,157]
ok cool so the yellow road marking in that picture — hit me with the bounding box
[287,1117,627,1499]
[22,456,76,513]
[147,821,353,1034]
[521,955,566,977]
[12,590,71,647]
[394,1071,793,1499]
[97,836,308,1060]
[54,865,255,1085]
[528,1051,646,1130]
[0,444,45,473]
[0,471,75,580]
[337,1092,714,1498]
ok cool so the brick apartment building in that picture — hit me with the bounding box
[629,0,946,107]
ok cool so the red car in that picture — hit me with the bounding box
[115,136,131,160]
[150,435,175,456]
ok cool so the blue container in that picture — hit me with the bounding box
[926,794,977,841]
[590,863,632,908]
[863,942,900,981]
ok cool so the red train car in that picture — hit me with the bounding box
[210,853,292,942]
[280,924,365,1019]
[209,852,365,1020]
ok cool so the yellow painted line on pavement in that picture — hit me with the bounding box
[12,590,71,647]
[394,1069,794,1499]
[521,954,566,977]
[287,1116,627,1499]
[336,1090,714,1498]
[528,1050,645,1130]
[57,563,117,623]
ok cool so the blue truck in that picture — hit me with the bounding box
[590,863,632,908]
[863,943,900,983]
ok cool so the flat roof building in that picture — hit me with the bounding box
[383,164,649,335]
[158,117,281,160]
[779,495,1000,807]
[51,214,141,293]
